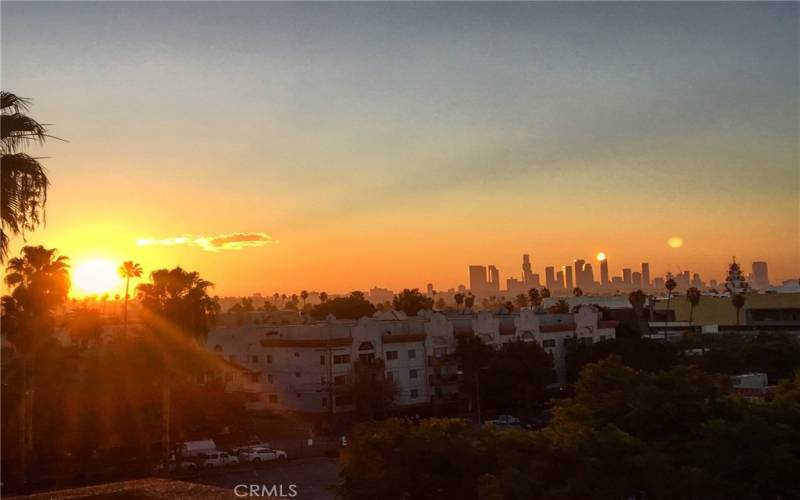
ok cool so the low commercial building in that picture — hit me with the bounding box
[207,307,618,414]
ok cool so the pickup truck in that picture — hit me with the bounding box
[487,415,520,427]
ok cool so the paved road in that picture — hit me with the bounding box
[182,457,339,500]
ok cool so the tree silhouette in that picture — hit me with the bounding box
[732,293,746,331]
[1,245,70,483]
[664,273,677,341]
[454,292,465,312]
[686,287,702,327]
[528,288,542,311]
[540,287,551,299]
[464,294,475,311]
[1,92,57,261]
[392,288,433,316]
[118,261,143,338]
[573,287,583,297]
[628,289,648,337]
[319,291,329,304]
[514,293,529,309]
[300,290,309,308]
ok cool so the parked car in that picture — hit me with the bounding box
[179,439,217,458]
[238,447,287,463]
[231,441,271,454]
[487,414,520,427]
[197,451,239,468]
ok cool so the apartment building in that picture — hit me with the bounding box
[207,307,618,413]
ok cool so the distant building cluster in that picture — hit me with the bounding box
[465,254,777,298]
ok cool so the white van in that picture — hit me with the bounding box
[179,439,217,457]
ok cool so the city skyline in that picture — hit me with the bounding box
[2,2,798,296]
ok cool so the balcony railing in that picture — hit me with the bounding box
[427,354,457,366]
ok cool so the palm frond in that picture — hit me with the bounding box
[1,113,48,153]
[1,92,32,114]
[1,152,49,245]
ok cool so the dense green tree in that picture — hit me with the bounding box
[346,358,397,421]
[311,291,376,320]
[482,341,554,414]
[393,288,434,316]
[565,337,677,383]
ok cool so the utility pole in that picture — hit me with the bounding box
[474,371,482,425]
[328,332,334,432]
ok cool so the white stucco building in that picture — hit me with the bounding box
[206,307,618,413]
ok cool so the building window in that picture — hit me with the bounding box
[266,354,272,364]
[334,354,350,364]
[334,375,347,386]
[408,349,416,359]
[296,393,302,399]
[320,355,326,365]
[410,369,418,379]
[321,376,326,385]
[600,335,607,341]
[386,371,394,382]
[268,394,278,404]
[250,355,259,363]
[386,351,398,360]
[322,398,327,408]
[267,374,273,384]
[294,352,300,357]
[410,389,419,399]
[250,374,259,383]
[542,339,556,348]
[295,372,301,378]
[359,352,375,362]
[433,347,447,357]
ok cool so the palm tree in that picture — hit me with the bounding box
[628,289,647,337]
[319,291,328,304]
[1,92,56,261]
[2,245,70,483]
[732,293,746,331]
[300,290,309,309]
[528,288,542,311]
[118,261,143,337]
[573,287,583,297]
[540,287,551,299]
[686,287,701,328]
[515,293,529,310]
[664,274,677,341]
[136,266,219,468]
[464,293,475,311]
[454,292,465,312]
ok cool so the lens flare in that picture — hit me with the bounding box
[668,237,684,249]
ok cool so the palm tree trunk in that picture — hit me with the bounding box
[664,294,671,342]
[162,379,171,470]
[123,277,130,337]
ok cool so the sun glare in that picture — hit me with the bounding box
[668,237,684,249]
[73,259,121,296]
[596,252,606,261]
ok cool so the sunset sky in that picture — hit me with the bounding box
[2,2,798,297]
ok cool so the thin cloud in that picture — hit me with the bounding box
[137,232,276,252]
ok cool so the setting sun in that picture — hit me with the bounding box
[596,252,607,261]
[72,259,121,296]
